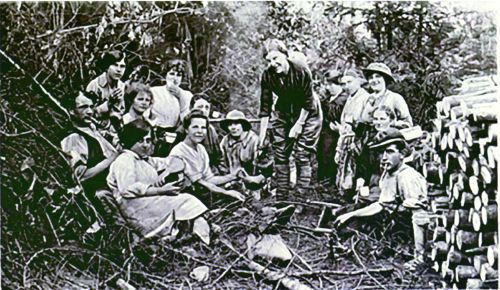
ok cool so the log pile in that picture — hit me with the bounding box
[426,76,498,289]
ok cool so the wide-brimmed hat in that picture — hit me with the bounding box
[221,110,251,131]
[362,62,395,83]
[369,127,407,150]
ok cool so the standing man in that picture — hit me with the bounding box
[258,39,322,199]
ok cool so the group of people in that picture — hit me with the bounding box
[60,38,430,270]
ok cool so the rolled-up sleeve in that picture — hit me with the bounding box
[61,133,88,179]
[259,72,273,118]
[392,93,413,126]
[398,170,428,209]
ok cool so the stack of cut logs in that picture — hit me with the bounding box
[422,76,499,289]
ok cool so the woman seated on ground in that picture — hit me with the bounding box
[191,96,224,174]
[219,110,273,196]
[121,82,155,126]
[169,109,247,205]
[107,119,209,242]
[86,50,127,137]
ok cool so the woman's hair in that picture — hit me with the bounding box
[262,38,288,58]
[162,59,185,76]
[99,50,126,71]
[124,82,153,111]
[190,95,210,108]
[372,105,396,120]
[182,109,209,130]
[119,118,151,149]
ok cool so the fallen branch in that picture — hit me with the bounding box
[290,267,394,277]
[0,48,71,119]
[351,237,388,290]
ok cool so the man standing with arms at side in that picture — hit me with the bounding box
[258,39,322,200]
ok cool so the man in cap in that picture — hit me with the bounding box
[316,70,347,190]
[334,128,429,270]
[360,62,412,128]
[258,38,323,199]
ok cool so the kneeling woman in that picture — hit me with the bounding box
[107,119,208,241]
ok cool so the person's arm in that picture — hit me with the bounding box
[393,92,413,126]
[81,154,118,181]
[196,178,245,201]
[289,108,309,138]
[178,89,193,120]
[334,202,383,226]
[258,72,272,147]
[289,65,315,138]
[206,172,238,186]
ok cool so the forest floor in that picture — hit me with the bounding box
[17,185,443,289]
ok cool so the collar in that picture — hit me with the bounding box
[97,73,109,88]
[227,131,251,148]
[123,149,150,161]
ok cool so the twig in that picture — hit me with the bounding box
[351,238,387,290]
[289,266,394,277]
[0,48,71,119]
[0,129,35,137]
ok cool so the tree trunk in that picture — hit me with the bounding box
[432,241,449,261]
[454,209,472,230]
[480,204,497,230]
[479,232,497,248]
[433,226,447,242]
[455,265,479,282]
[456,230,479,250]
[460,191,475,208]
[473,255,488,273]
[480,263,498,281]
[487,245,498,267]
[447,246,470,267]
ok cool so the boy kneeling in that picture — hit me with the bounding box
[334,128,429,269]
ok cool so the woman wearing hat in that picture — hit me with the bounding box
[220,110,259,174]
[107,119,209,242]
[360,62,412,128]
[220,110,271,191]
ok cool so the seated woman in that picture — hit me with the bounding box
[61,91,119,231]
[191,96,224,174]
[86,50,127,137]
[219,110,272,194]
[107,119,209,242]
[169,110,246,205]
[150,59,193,156]
[122,82,155,126]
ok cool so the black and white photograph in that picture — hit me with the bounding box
[1,1,498,289]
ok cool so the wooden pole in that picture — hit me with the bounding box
[456,230,479,250]
[455,265,479,282]
[473,255,488,273]
[487,245,498,267]
[479,263,498,281]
